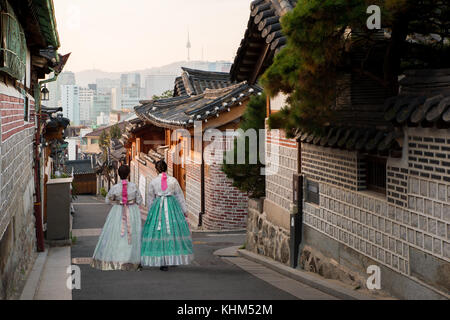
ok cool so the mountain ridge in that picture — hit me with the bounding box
[74,60,232,87]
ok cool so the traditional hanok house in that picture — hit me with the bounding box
[232,0,450,299]
[81,122,128,158]
[173,67,235,96]
[126,75,261,230]
[0,0,65,299]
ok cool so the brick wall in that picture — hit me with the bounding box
[0,88,37,299]
[130,159,159,209]
[185,159,201,219]
[202,134,248,230]
[301,127,450,295]
[265,128,298,211]
[302,143,365,191]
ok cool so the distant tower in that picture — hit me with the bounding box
[186,30,191,61]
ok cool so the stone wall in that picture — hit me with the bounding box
[300,127,450,298]
[246,128,297,263]
[265,128,298,211]
[0,88,37,299]
[246,198,290,264]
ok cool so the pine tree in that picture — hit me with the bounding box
[261,0,450,136]
[222,93,267,198]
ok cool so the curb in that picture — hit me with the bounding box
[238,249,378,300]
[213,246,241,257]
[20,249,48,300]
[191,228,247,234]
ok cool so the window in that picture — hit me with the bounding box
[91,139,99,145]
[305,179,320,205]
[366,156,387,194]
[0,1,27,81]
[23,94,29,122]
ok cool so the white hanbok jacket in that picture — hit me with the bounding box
[147,174,187,215]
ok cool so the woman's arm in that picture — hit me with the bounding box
[147,182,156,209]
[135,183,143,206]
[174,179,188,216]
[105,186,116,204]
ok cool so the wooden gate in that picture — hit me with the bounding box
[73,173,97,195]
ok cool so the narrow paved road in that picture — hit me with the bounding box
[70,196,336,300]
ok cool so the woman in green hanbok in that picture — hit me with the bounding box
[141,160,194,271]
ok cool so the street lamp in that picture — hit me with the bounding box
[41,85,50,101]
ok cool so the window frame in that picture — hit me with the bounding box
[0,1,27,81]
[365,155,387,194]
[305,179,320,205]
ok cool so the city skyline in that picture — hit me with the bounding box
[53,0,252,73]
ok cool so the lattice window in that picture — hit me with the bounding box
[0,0,27,81]
[366,155,387,194]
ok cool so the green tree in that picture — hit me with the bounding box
[98,129,113,189]
[261,0,450,136]
[110,124,122,140]
[152,90,174,100]
[222,92,267,198]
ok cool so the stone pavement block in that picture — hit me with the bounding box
[20,250,48,300]
[223,256,338,300]
[35,247,72,300]
[238,249,380,300]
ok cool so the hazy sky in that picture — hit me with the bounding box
[53,0,253,73]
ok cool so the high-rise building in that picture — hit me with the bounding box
[92,93,112,122]
[88,84,97,92]
[62,85,80,126]
[97,112,110,126]
[119,73,141,110]
[79,88,95,126]
[145,74,177,99]
[96,78,120,94]
[47,71,76,109]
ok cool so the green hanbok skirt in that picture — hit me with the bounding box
[141,195,194,266]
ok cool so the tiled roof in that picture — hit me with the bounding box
[64,160,95,175]
[297,92,450,156]
[173,67,234,96]
[44,114,70,132]
[384,94,450,127]
[297,126,402,156]
[231,0,297,83]
[135,82,262,129]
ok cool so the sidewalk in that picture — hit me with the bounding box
[215,246,389,300]
[20,246,72,300]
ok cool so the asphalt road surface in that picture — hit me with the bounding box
[71,196,334,300]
